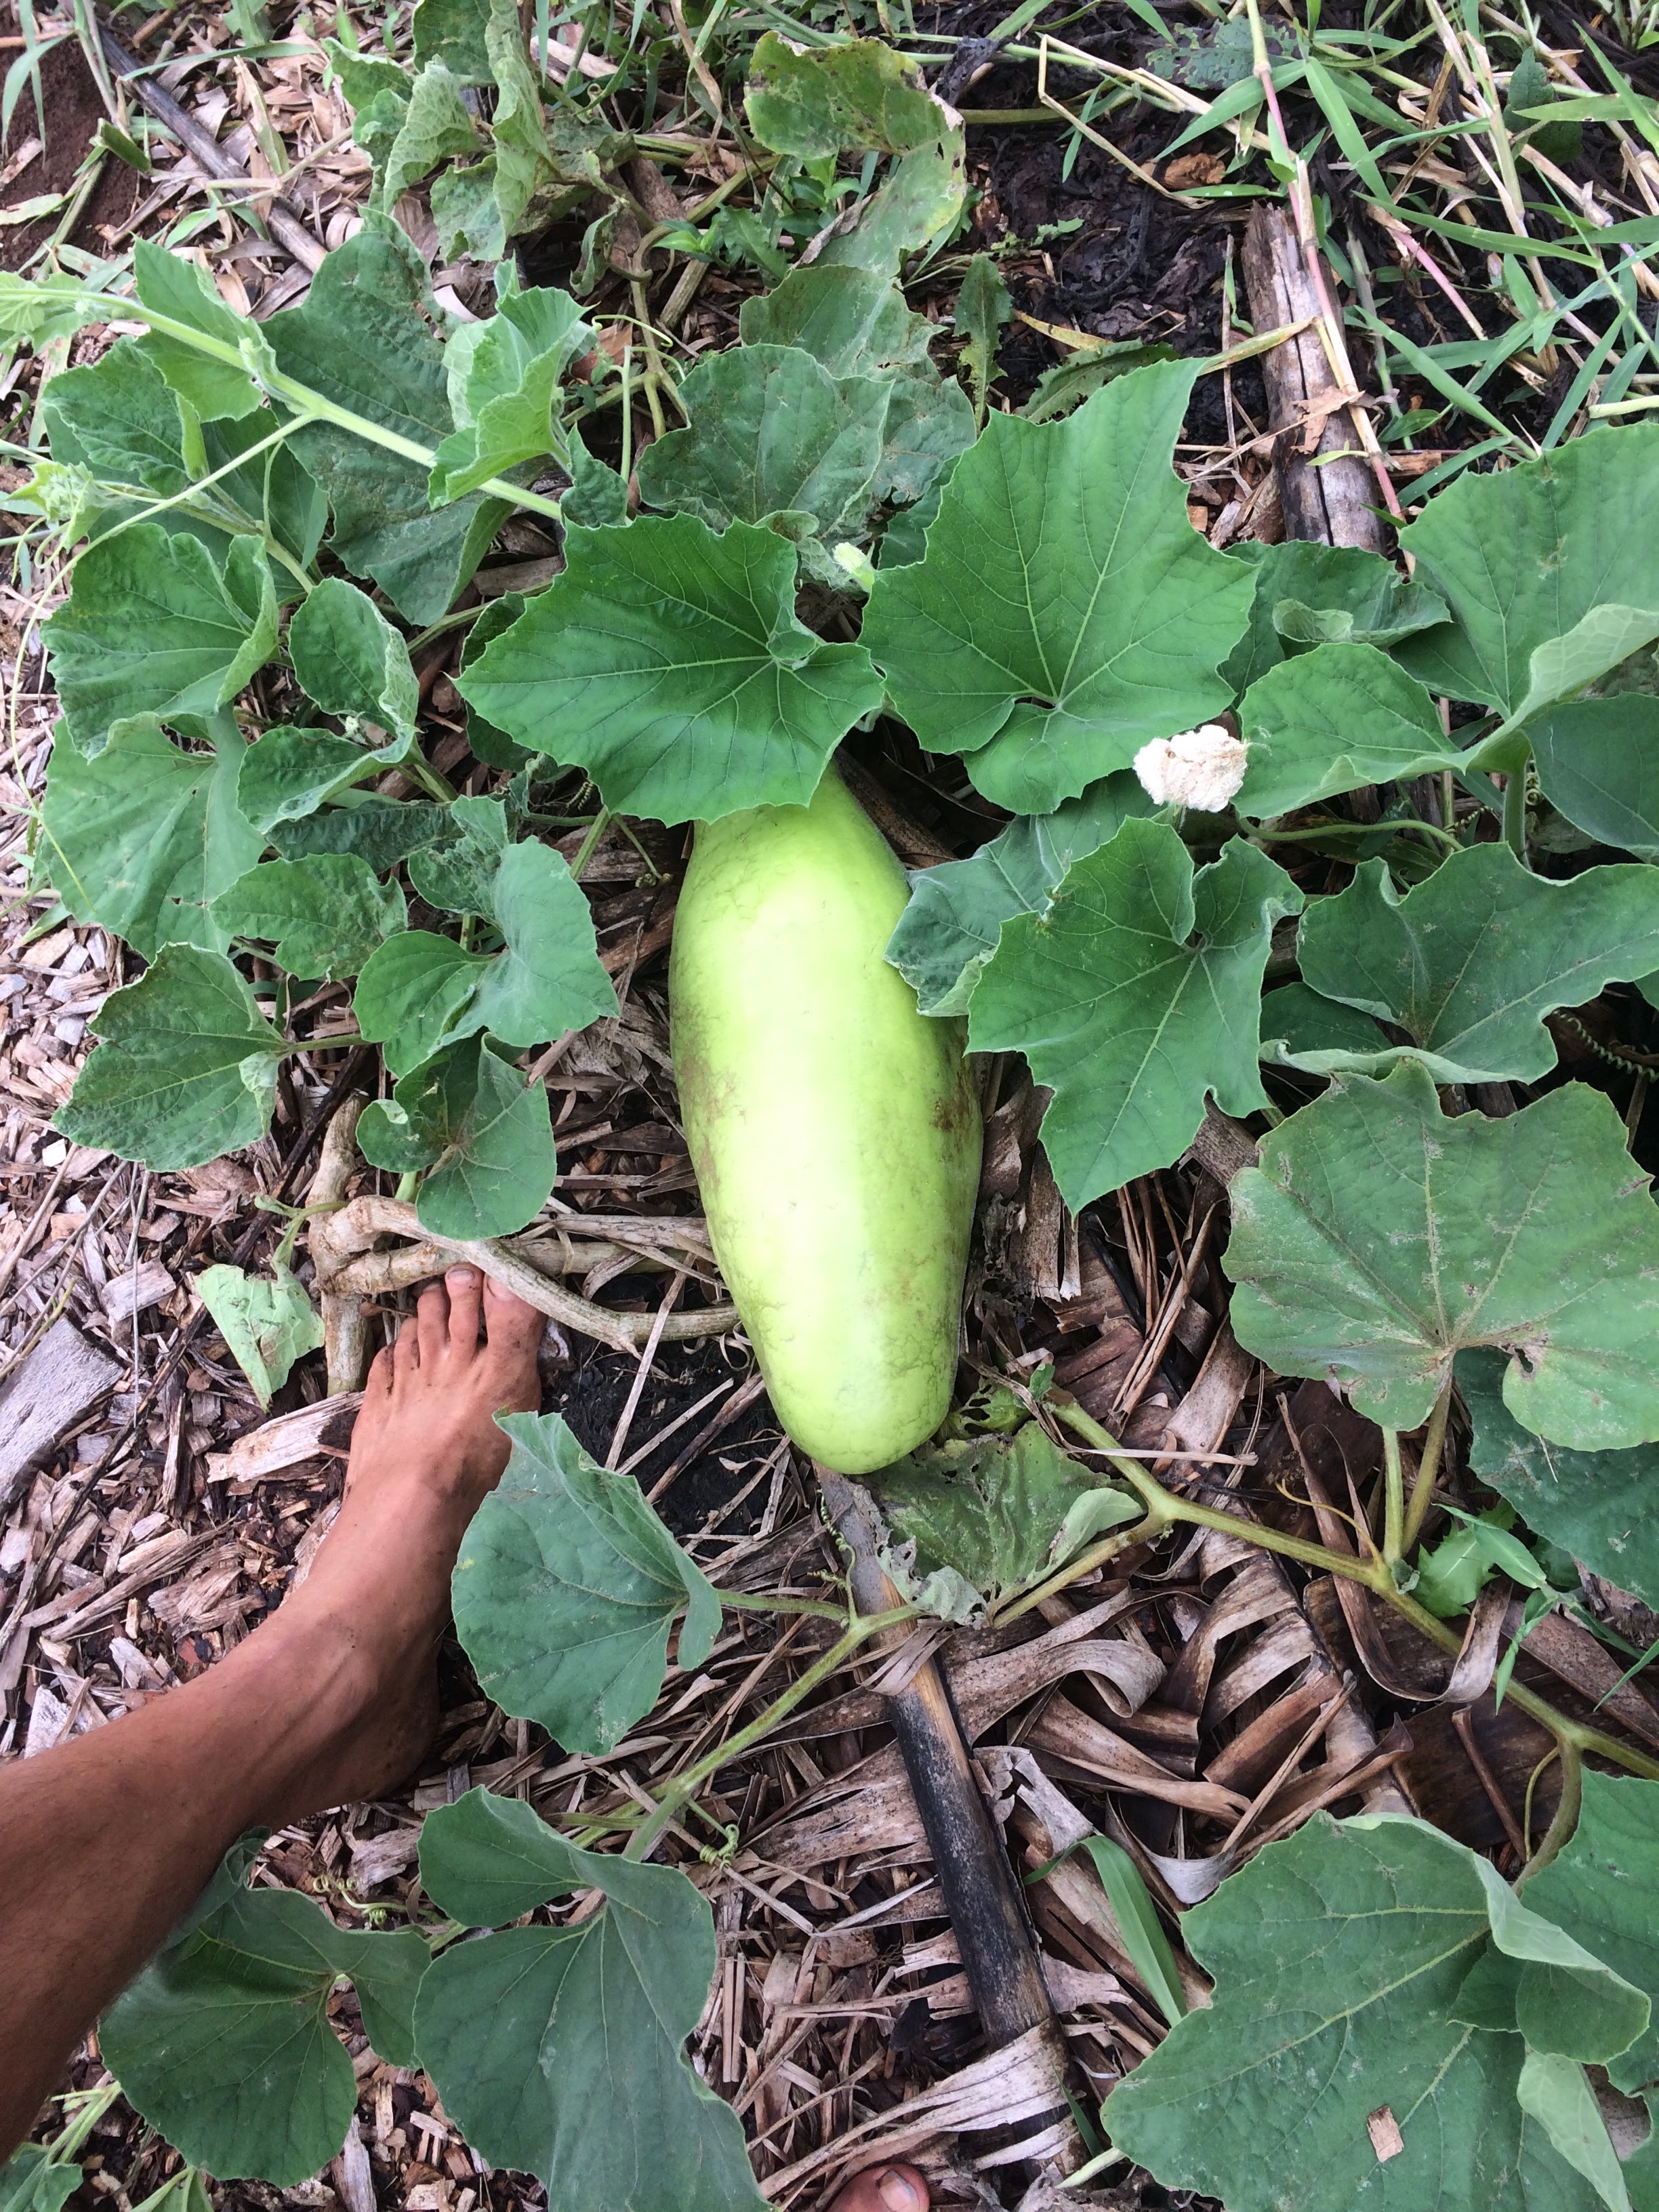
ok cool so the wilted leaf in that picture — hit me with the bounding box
[873,1421,1136,1604]
[408,794,511,916]
[382,60,478,205]
[415,1790,763,2212]
[862,363,1254,812]
[1225,1063,1659,1448]
[1235,642,1460,819]
[970,821,1300,1207]
[214,853,407,980]
[451,1410,720,1750]
[886,772,1153,1017]
[196,1260,324,1407]
[57,944,288,1168]
[1458,1349,1659,1616]
[42,716,262,960]
[745,31,942,157]
[1286,844,1659,1083]
[1258,981,1391,1062]
[102,1835,426,2186]
[457,514,882,822]
[737,264,935,373]
[271,798,453,872]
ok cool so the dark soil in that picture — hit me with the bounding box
[0,0,144,272]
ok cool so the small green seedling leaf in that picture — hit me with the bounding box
[415,1790,764,2212]
[1225,1063,1659,1449]
[1078,1837,1187,2028]
[1458,1349,1659,1614]
[42,717,263,960]
[863,362,1254,812]
[1286,844,1659,1084]
[886,772,1153,1017]
[970,821,1301,1207]
[873,1420,1137,1605]
[57,944,289,1169]
[44,526,278,756]
[1527,1774,1659,2095]
[359,1033,556,1239]
[287,577,421,741]
[102,1835,428,2186]
[451,1410,720,1750]
[955,252,1011,429]
[430,273,590,504]
[214,853,407,979]
[196,1259,324,1407]
[1235,642,1460,819]
[457,514,883,823]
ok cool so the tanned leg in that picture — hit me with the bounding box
[0,1268,541,2156]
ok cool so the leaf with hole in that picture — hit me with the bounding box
[41,716,262,960]
[56,943,289,1169]
[101,1834,426,2186]
[196,1259,325,1408]
[862,362,1255,812]
[457,514,883,822]
[970,821,1300,1208]
[1225,1063,1659,1448]
[450,1410,720,1750]
[886,771,1153,1017]
[1283,844,1659,1084]
[415,1789,763,2212]
[744,31,943,158]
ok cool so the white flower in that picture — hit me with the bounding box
[1133,722,1248,812]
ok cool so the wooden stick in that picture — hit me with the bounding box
[816,1470,1078,2154]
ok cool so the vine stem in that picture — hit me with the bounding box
[623,1603,918,1860]
[37,285,567,525]
[1502,754,1531,861]
[1047,1395,1659,1785]
[1401,1377,1454,1555]
[1381,1427,1406,1565]
[1518,1737,1583,1885]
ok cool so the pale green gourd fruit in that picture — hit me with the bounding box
[669,764,981,1475]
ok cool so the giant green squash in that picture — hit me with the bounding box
[670,766,981,1474]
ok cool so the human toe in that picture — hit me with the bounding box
[415,1279,453,1367]
[445,1266,484,1355]
[482,1274,544,1364]
[824,2165,928,2212]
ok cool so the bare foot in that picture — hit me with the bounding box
[263,1267,542,1812]
[825,2166,928,2212]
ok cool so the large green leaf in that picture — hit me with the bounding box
[1532,696,1659,858]
[737,264,935,373]
[42,717,262,960]
[970,821,1300,1207]
[1220,537,1450,694]
[1283,844,1659,1083]
[1235,642,1461,819]
[456,514,882,822]
[1395,424,1659,716]
[196,1259,325,1408]
[213,854,407,981]
[287,577,419,741]
[430,274,588,504]
[1105,1812,1637,2212]
[451,1410,720,1751]
[41,337,193,499]
[1458,1349,1659,1615]
[102,1835,426,2186]
[1225,1063,1659,1449]
[57,944,288,1169]
[1528,1776,1659,2096]
[861,362,1255,813]
[416,1790,763,2212]
[264,230,507,623]
[886,772,1153,1017]
[744,31,942,157]
[872,1421,1137,1605]
[43,526,277,756]
[236,725,394,833]
[353,929,488,1076]
[358,1034,556,1239]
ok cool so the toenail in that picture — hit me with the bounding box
[446,1265,479,1284]
[877,2174,919,2211]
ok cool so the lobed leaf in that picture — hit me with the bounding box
[358,1033,556,1238]
[1235,641,1460,819]
[1225,1063,1659,1448]
[213,853,407,981]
